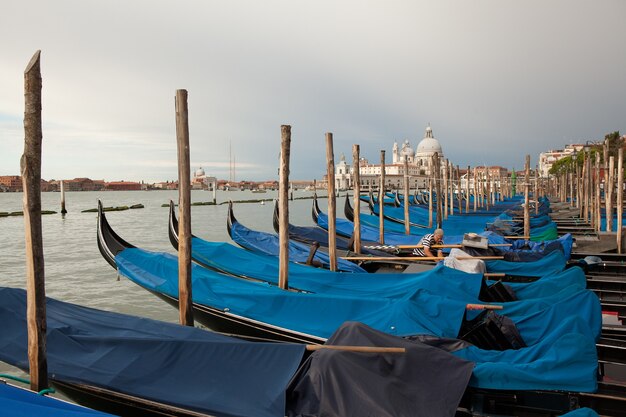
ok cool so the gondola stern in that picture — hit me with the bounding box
[97,200,134,270]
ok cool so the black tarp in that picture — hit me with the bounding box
[286,322,474,417]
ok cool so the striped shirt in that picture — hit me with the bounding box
[412,233,442,256]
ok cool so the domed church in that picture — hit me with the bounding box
[392,125,444,175]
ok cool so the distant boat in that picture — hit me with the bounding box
[260,201,265,205]
[252,189,267,193]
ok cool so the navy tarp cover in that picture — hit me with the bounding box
[115,247,601,348]
[0,382,115,417]
[287,322,474,417]
[559,408,600,417]
[484,250,566,276]
[0,287,305,417]
[229,217,366,273]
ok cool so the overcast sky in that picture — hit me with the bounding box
[1,0,625,182]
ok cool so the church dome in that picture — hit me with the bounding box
[194,167,206,177]
[416,125,442,156]
[400,140,415,157]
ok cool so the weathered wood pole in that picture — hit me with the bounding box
[442,160,448,219]
[22,50,48,392]
[433,153,443,228]
[60,179,67,215]
[617,148,623,253]
[428,177,433,228]
[212,178,217,205]
[352,144,362,254]
[379,150,386,244]
[473,167,478,212]
[456,165,462,213]
[534,167,539,215]
[524,155,530,238]
[465,166,470,213]
[595,156,601,232]
[278,126,291,289]
[325,133,337,271]
[607,156,615,232]
[175,89,193,327]
[403,158,410,235]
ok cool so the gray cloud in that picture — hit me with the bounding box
[1,0,624,181]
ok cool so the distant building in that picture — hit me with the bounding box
[0,175,22,192]
[538,144,583,177]
[333,125,446,190]
[106,181,142,191]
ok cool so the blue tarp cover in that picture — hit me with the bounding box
[0,287,305,417]
[0,382,115,417]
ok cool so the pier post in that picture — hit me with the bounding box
[465,166,470,213]
[617,149,623,253]
[433,153,443,228]
[607,156,615,232]
[403,158,410,235]
[524,155,530,238]
[175,89,193,327]
[379,150,386,244]
[325,133,337,271]
[212,178,217,205]
[534,166,539,215]
[352,144,361,254]
[21,50,48,392]
[60,180,67,215]
[278,125,291,289]
[443,160,448,219]
[428,177,433,228]
[595,156,601,232]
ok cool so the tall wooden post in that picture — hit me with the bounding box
[22,50,48,392]
[473,167,478,212]
[278,126,291,289]
[534,167,539,215]
[595,156,602,232]
[433,153,443,228]
[524,155,530,238]
[175,89,193,327]
[60,180,67,215]
[443,160,448,219]
[428,177,433,228]
[617,149,623,253]
[352,145,362,254]
[379,150,386,244]
[325,133,337,271]
[465,166,470,213]
[607,156,615,232]
[403,158,410,235]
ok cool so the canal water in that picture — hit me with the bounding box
[0,189,334,377]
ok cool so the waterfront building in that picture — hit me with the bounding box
[105,181,143,191]
[333,125,446,191]
[538,144,583,178]
[0,175,22,192]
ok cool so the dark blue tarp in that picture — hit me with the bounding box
[0,382,115,417]
[0,287,305,417]
[229,217,366,273]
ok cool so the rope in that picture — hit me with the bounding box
[0,374,56,395]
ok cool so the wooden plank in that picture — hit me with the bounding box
[21,50,48,392]
[278,125,291,289]
[175,89,193,327]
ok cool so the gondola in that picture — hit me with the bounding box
[227,201,367,273]
[98,203,626,415]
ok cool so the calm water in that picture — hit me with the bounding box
[0,188,334,378]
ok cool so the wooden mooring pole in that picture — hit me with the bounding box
[433,153,443,228]
[325,133,337,271]
[404,158,410,235]
[607,156,615,232]
[175,89,193,327]
[22,50,48,392]
[617,148,623,253]
[278,126,291,289]
[379,150,386,244]
[352,144,361,254]
[60,180,67,215]
[524,155,530,238]
[465,166,470,213]
[428,177,433,228]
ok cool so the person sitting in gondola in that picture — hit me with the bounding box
[413,229,444,257]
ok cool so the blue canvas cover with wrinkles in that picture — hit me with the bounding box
[0,287,305,417]
[188,236,585,301]
[229,217,366,273]
[0,383,115,417]
[113,247,601,346]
